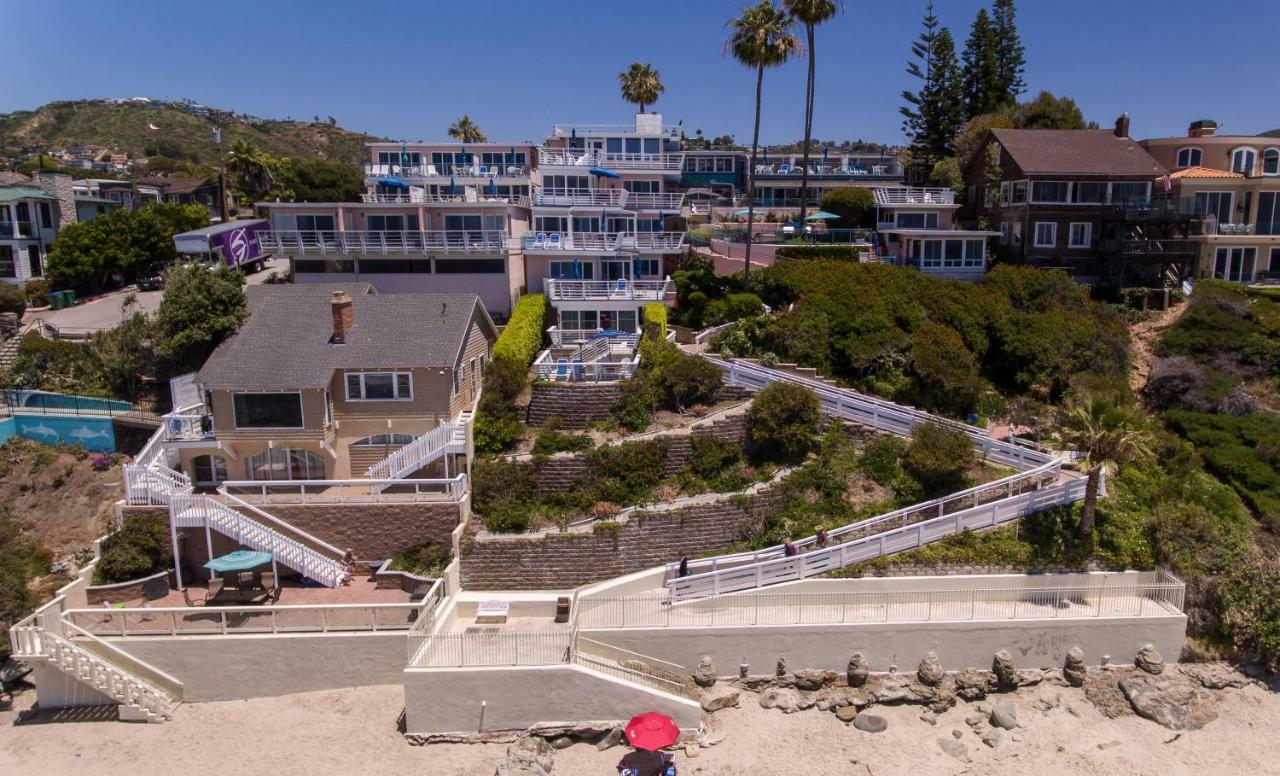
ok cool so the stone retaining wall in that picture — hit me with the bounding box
[268,501,463,562]
[461,482,784,590]
[86,569,173,606]
[526,382,628,428]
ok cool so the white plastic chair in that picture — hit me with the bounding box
[548,233,562,249]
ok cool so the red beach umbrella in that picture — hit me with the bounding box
[624,711,680,751]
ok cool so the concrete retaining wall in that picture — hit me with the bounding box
[403,664,701,735]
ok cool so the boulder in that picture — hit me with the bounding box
[954,668,992,701]
[758,687,803,713]
[1134,644,1165,676]
[1084,672,1135,720]
[1063,646,1087,688]
[982,727,1005,748]
[938,737,970,762]
[847,653,870,688]
[1178,663,1250,690]
[775,657,788,678]
[495,737,554,776]
[549,736,574,750]
[595,728,624,751]
[701,686,741,713]
[793,668,837,691]
[990,699,1018,730]
[693,655,718,688]
[1119,675,1218,730]
[853,714,888,733]
[992,650,1019,691]
[965,713,985,727]
[917,652,945,687]
[835,705,859,723]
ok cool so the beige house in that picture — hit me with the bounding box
[175,283,496,484]
[1140,121,1280,283]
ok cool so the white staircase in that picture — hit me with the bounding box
[39,631,180,722]
[171,493,347,588]
[363,415,469,480]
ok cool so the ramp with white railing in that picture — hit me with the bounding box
[662,357,1088,601]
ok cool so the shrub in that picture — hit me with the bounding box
[6,332,110,396]
[587,441,664,503]
[0,283,26,318]
[903,421,975,495]
[474,356,532,457]
[494,294,547,371]
[819,187,874,228]
[531,418,593,457]
[690,436,743,479]
[386,542,450,577]
[773,245,864,262]
[859,436,907,485]
[472,459,537,533]
[644,340,721,412]
[473,412,523,457]
[94,514,172,584]
[704,293,764,326]
[748,382,821,463]
[23,279,51,308]
[641,303,668,340]
[611,377,656,432]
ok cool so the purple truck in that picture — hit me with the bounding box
[172,219,271,273]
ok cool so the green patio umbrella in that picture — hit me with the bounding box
[733,209,755,217]
[204,550,273,573]
[804,210,840,221]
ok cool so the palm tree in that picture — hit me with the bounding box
[618,63,665,114]
[225,140,275,203]
[1057,397,1151,537]
[726,1,802,288]
[447,115,487,143]
[783,0,842,222]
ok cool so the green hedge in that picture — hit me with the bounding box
[773,245,864,262]
[642,303,668,340]
[493,293,547,370]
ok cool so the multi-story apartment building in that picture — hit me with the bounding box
[874,186,997,280]
[171,283,495,484]
[1140,121,1280,284]
[679,148,906,207]
[0,186,59,284]
[966,116,1197,286]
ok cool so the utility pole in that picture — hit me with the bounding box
[214,116,229,222]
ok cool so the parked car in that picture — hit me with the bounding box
[136,261,171,291]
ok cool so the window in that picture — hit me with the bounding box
[1264,149,1280,176]
[633,258,660,277]
[549,260,594,279]
[1270,247,1280,275]
[294,259,355,274]
[1214,247,1257,283]
[295,214,336,235]
[1031,181,1069,203]
[357,258,431,273]
[0,246,14,278]
[345,371,412,401]
[352,433,415,446]
[1231,148,1257,175]
[1257,192,1280,236]
[895,212,939,229]
[918,240,943,267]
[1000,222,1014,244]
[559,309,598,330]
[1192,191,1233,223]
[535,216,569,233]
[1033,222,1057,247]
[27,247,41,278]
[39,202,53,229]
[366,214,417,232]
[1009,181,1028,204]
[1175,148,1202,169]
[1071,182,1107,203]
[247,448,326,481]
[192,455,227,486]
[1068,222,1092,248]
[1109,181,1149,205]
[964,240,986,267]
[435,258,505,273]
[378,151,422,167]
[623,180,660,194]
[232,393,304,429]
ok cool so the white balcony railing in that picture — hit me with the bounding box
[364,163,528,179]
[550,123,682,139]
[360,192,528,206]
[543,277,673,301]
[547,326,641,347]
[532,188,627,208]
[626,192,686,210]
[534,350,640,383]
[264,230,511,254]
[873,187,956,205]
[521,231,685,253]
[599,153,683,171]
[219,474,469,505]
[537,148,602,167]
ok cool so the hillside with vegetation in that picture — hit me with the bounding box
[0,99,384,170]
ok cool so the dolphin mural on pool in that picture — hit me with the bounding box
[68,426,111,442]
[13,416,117,451]
[23,423,60,441]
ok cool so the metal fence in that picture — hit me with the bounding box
[412,631,573,668]
[66,602,425,637]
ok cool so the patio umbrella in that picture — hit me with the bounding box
[204,550,273,573]
[400,141,409,169]
[805,210,840,221]
[761,147,769,165]
[601,208,608,232]
[486,178,497,197]
[448,176,457,196]
[571,255,581,279]
[625,712,680,751]
[733,209,754,217]
[589,167,620,179]
[379,178,408,189]
[822,147,829,165]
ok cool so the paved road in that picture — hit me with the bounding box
[22,257,289,334]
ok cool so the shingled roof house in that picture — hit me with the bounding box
[174,284,497,485]
[965,116,1197,286]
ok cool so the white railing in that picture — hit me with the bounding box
[219,474,468,504]
[360,192,527,206]
[522,231,622,252]
[548,326,633,347]
[625,232,685,250]
[571,638,698,700]
[172,493,346,587]
[123,460,193,506]
[543,277,673,301]
[364,163,528,178]
[583,573,1185,629]
[162,411,210,442]
[550,123,682,139]
[411,631,573,668]
[626,192,686,211]
[533,188,626,208]
[873,187,956,205]
[263,230,511,255]
[599,153,683,171]
[41,629,178,719]
[538,148,602,168]
[67,602,427,637]
[405,579,447,663]
[533,350,640,383]
[363,421,466,480]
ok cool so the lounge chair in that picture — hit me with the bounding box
[614,278,629,295]
[548,233,562,249]
[534,232,547,248]
[555,358,570,381]
[205,577,224,603]
[778,163,791,174]
[425,164,439,176]
[477,165,490,176]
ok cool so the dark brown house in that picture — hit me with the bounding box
[965,117,1196,286]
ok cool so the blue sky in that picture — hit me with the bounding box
[4,0,1278,146]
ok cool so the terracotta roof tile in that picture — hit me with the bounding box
[1165,166,1244,180]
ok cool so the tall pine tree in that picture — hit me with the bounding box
[960,8,1005,118]
[927,29,965,160]
[991,0,1026,99]
[899,2,940,147]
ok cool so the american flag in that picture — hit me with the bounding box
[1161,173,1173,193]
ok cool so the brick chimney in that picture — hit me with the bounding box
[31,170,77,229]
[1188,119,1218,138]
[1114,113,1130,139]
[330,291,353,344]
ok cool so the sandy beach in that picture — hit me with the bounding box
[3,669,1279,776]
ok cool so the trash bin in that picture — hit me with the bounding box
[49,291,66,309]
[62,290,75,307]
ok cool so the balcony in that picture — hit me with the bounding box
[359,192,528,206]
[363,163,528,180]
[1206,220,1256,236]
[625,192,686,211]
[521,231,685,254]
[754,161,904,180]
[543,277,673,302]
[1102,239,1199,257]
[264,230,512,255]
[532,188,627,208]
[0,221,35,239]
[550,123,682,140]
[873,187,956,206]
[534,334,641,383]
[535,147,682,172]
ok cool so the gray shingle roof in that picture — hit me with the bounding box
[991,128,1167,177]
[197,284,493,391]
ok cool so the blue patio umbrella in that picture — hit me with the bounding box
[400,141,409,168]
[654,211,663,231]
[572,254,581,279]
[601,208,608,232]
[204,550,273,573]
[762,147,769,164]
[822,147,829,164]
[508,146,516,170]
[379,177,408,189]
[589,167,620,179]
[486,177,497,197]
[448,176,457,195]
